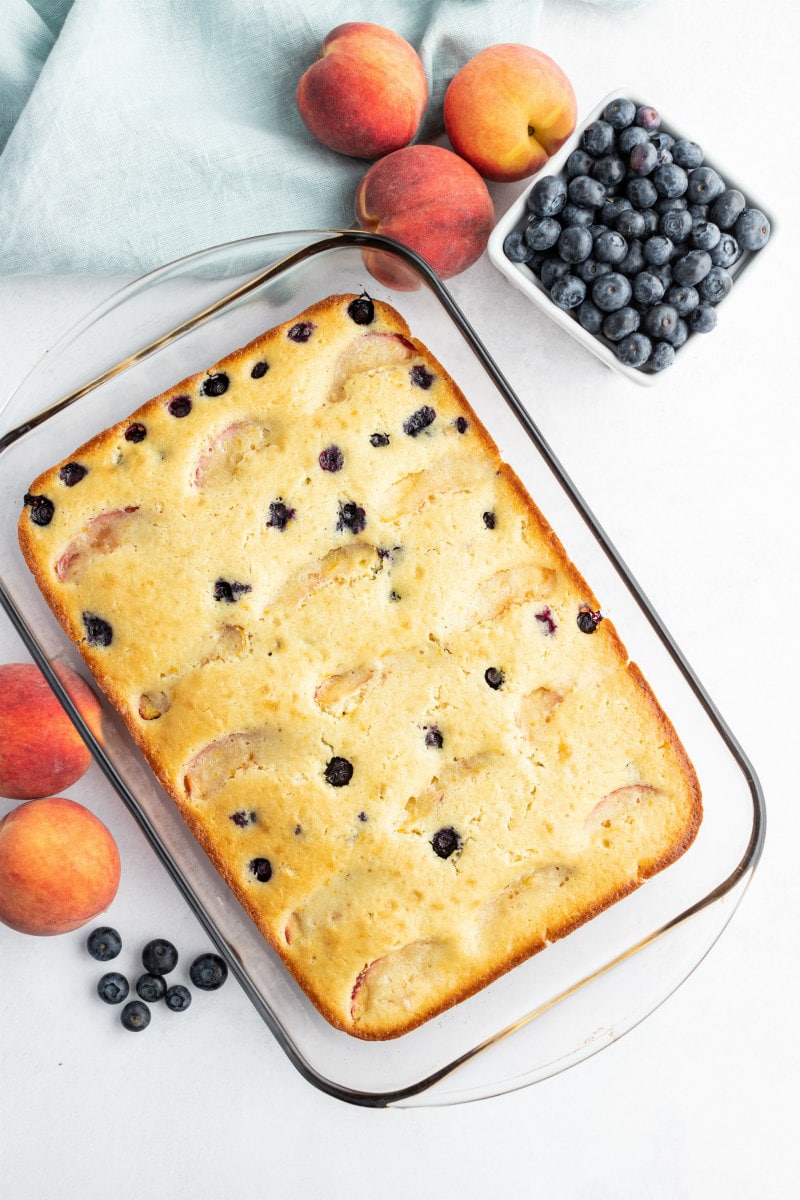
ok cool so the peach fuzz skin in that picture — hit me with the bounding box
[355,144,494,289]
[0,661,103,801]
[0,797,120,935]
[296,22,427,160]
[444,44,577,183]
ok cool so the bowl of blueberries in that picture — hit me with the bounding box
[487,89,774,383]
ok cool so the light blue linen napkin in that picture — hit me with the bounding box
[0,0,650,275]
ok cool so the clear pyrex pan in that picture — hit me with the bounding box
[0,231,765,1106]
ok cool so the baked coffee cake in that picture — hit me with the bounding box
[19,293,701,1038]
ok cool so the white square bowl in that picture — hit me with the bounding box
[487,87,776,386]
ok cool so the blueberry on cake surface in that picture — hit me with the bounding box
[18,294,701,1041]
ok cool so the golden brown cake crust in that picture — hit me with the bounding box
[19,293,701,1039]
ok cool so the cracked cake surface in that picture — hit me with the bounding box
[18,293,702,1038]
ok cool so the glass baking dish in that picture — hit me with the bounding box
[0,230,764,1106]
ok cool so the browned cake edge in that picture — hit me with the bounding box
[18,293,702,1039]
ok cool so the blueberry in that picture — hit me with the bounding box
[617,239,646,277]
[672,249,712,286]
[136,973,167,1003]
[527,175,568,216]
[643,235,674,266]
[633,271,665,306]
[190,953,229,991]
[82,612,112,647]
[370,432,390,447]
[592,272,632,312]
[640,208,660,236]
[535,606,557,636]
[735,208,771,251]
[97,972,129,1004]
[603,306,640,341]
[655,195,688,216]
[626,177,658,210]
[213,578,251,603]
[569,175,607,210]
[665,317,689,349]
[336,500,366,534]
[124,422,147,443]
[318,445,344,472]
[431,826,461,860]
[653,163,688,199]
[202,373,229,397]
[647,341,676,372]
[577,606,603,632]
[403,404,436,436]
[650,261,674,291]
[698,265,733,304]
[660,208,692,243]
[577,258,612,283]
[424,725,444,749]
[168,395,192,418]
[266,499,295,530]
[618,125,649,153]
[121,1001,151,1031]
[250,361,269,379]
[616,332,652,368]
[602,97,636,129]
[710,189,746,231]
[538,256,570,290]
[687,202,710,222]
[455,417,469,434]
[561,203,596,228]
[616,208,646,239]
[59,462,87,486]
[593,155,626,188]
[565,148,595,178]
[578,298,605,334]
[165,984,192,1011]
[666,284,699,316]
[686,166,725,204]
[582,119,615,157]
[601,197,632,226]
[142,939,178,976]
[229,810,257,827]
[324,756,353,786]
[484,667,504,690]
[525,216,561,251]
[629,141,657,176]
[710,234,741,268]
[549,274,586,310]
[634,105,661,131]
[650,131,675,154]
[690,220,721,251]
[287,321,314,343]
[689,304,718,333]
[557,226,593,265]
[482,510,496,529]
[347,294,375,325]
[504,230,532,263]
[594,230,628,265]
[87,926,122,962]
[249,857,273,882]
[643,304,680,339]
[671,139,704,169]
[410,364,435,390]
[24,493,54,526]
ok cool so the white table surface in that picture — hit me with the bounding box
[1,1,798,1195]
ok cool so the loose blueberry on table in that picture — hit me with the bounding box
[505,97,771,373]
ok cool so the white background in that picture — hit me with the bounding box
[1,1,798,1195]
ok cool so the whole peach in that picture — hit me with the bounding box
[355,144,494,289]
[444,44,577,183]
[0,797,120,935]
[0,662,103,800]
[297,22,428,160]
